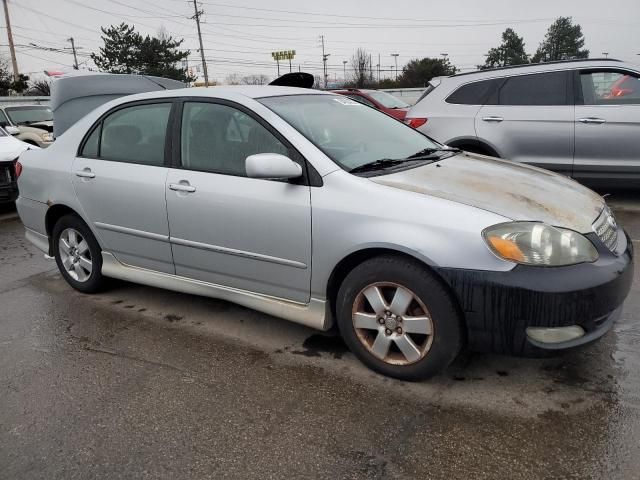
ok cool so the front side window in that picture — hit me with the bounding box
[180,102,288,176]
[99,103,171,165]
[498,72,568,106]
[580,70,640,105]
[260,94,440,171]
[4,106,52,125]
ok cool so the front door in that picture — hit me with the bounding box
[475,70,574,175]
[72,101,174,273]
[165,100,312,303]
[574,69,640,183]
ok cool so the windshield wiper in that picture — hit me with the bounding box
[349,158,410,173]
[405,147,461,160]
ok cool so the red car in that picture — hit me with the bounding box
[332,89,410,120]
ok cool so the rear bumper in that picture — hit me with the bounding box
[0,182,18,204]
[436,231,634,355]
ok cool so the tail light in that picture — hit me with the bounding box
[14,160,22,179]
[404,118,428,129]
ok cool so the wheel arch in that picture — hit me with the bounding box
[44,204,84,255]
[446,137,500,157]
[325,247,465,332]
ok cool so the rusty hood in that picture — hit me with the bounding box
[371,153,604,233]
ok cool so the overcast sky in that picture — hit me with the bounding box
[2,0,639,84]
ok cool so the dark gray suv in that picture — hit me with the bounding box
[406,59,640,187]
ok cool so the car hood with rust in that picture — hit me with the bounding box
[370,153,604,233]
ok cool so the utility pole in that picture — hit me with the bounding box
[191,0,209,87]
[2,0,19,82]
[391,53,399,81]
[68,37,79,70]
[342,60,347,83]
[320,35,329,89]
[377,53,381,83]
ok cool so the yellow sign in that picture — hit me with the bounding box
[271,50,296,61]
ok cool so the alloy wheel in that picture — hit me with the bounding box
[351,282,434,365]
[58,227,93,283]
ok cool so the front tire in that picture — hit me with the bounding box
[52,214,105,293]
[336,255,463,380]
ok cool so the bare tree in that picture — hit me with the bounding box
[350,48,370,88]
[241,74,269,85]
[225,73,242,85]
[28,79,51,96]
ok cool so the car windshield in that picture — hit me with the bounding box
[4,106,53,125]
[259,94,440,171]
[366,91,409,108]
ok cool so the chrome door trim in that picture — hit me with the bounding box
[94,222,170,242]
[170,236,308,269]
[101,252,330,330]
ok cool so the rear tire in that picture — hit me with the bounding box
[336,255,463,380]
[52,214,105,293]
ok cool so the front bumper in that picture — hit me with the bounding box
[436,230,634,355]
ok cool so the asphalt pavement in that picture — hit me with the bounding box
[1,197,639,479]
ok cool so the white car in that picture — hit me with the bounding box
[0,126,36,204]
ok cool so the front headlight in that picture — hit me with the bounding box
[482,222,598,266]
[41,133,54,142]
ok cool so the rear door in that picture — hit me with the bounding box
[475,71,574,174]
[72,100,174,273]
[573,69,640,183]
[165,99,312,303]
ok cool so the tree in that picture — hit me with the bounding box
[241,74,269,85]
[396,58,457,87]
[91,23,195,83]
[482,28,529,69]
[350,48,371,88]
[531,17,589,63]
[225,73,242,85]
[28,79,51,96]
[0,57,28,95]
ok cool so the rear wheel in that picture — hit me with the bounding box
[336,255,463,380]
[52,214,105,293]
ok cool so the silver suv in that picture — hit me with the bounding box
[406,59,640,187]
[15,86,633,380]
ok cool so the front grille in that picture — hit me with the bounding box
[592,205,619,253]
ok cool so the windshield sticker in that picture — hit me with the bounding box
[333,98,362,106]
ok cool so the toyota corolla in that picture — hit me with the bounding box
[15,86,633,380]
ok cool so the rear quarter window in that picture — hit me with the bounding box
[446,78,504,105]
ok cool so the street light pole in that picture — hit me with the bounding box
[391,53,399,81]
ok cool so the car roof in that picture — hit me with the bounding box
[129,85,329,101]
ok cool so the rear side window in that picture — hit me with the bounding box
[79,102,172,165]
[446,79,503,105]
[498,72,568,106]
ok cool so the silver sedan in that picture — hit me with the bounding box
[15,86,633,380]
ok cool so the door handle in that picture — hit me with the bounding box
[578,117,606,124]
[75,168,95,178]
[169,182,196,193]
[482,116,504,122]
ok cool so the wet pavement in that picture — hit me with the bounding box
[1,199,640,479]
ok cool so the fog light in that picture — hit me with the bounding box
[526,325,585,344]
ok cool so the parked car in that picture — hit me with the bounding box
[0,126,36,203]
[16,86,632,380]
[332,89,410,120]
[0,105,54,147]
[405,59,640,187]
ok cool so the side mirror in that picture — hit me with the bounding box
[5,126,20,136]
[245,153,302,180]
